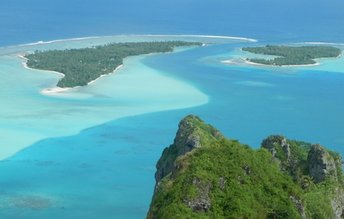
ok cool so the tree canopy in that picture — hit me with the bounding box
[242,45,341,66]
[26,41,201,87]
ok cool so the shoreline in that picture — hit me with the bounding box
[18,54,71,95]
[224,43,343,68]
[41,87,73,95]
[241,51,342,67]
[3,50,210,161]
[244,59,321,67]
[16,41,203,95]
[2,34,258,50]
[18,54,66,77]
[221,58,321,67]
[18,54,124,95]
[87,64,123,85]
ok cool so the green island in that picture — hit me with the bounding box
[242,45,341,66]
[147,115,344,219]
[25,41,201,88]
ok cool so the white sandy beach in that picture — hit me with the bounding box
[244,59,321,67]
[222,57,321,68]
[18,54,125,96]
[18,54,66,77]
[222,43,343,68]
[87,64,123,85]
[1,45,209,160]
[18,54,71,95]
[41,87,73,95]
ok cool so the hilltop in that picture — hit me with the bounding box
[147,115,344,219]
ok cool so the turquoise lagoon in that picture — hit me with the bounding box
[0,36,344,218]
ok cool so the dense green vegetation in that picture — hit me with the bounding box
[147,115,344,219]
[242,45,341,66]
[25,41,201,87]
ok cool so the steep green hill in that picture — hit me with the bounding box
[147,115,344,219]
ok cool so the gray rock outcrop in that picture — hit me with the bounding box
[184,178,212,212]
[261,135,291,161]
[308,144,338,183]
[331,188,344,219]
[155,115,222,182]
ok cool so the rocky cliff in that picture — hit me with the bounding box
[147,115,344,219]
[155,115,223,183]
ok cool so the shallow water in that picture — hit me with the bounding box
[0,36,212,159]
[0,36,344,218]
[2,0,344,217]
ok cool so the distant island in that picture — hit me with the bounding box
[242,45,341,66]
[147,115,344,219]
[25,41,201,88]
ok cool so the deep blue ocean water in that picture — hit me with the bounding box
[1,0,344,46]
[1,1,344,218]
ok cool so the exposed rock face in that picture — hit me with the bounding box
[155,115,222,182]
[154,116,199,182]
[281,138,291,161]
[218,177,226,190]
[262,136,340,185]
[147,115,344,219]
[261,135,291,161]
[184,178,211,212]
[261,135,280,157]
[331,189,344,219]
[262,137,344,218]
[261,135,300,180]
[186,134,201,149]
[290,195,307,219]
[308,144,338,183]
